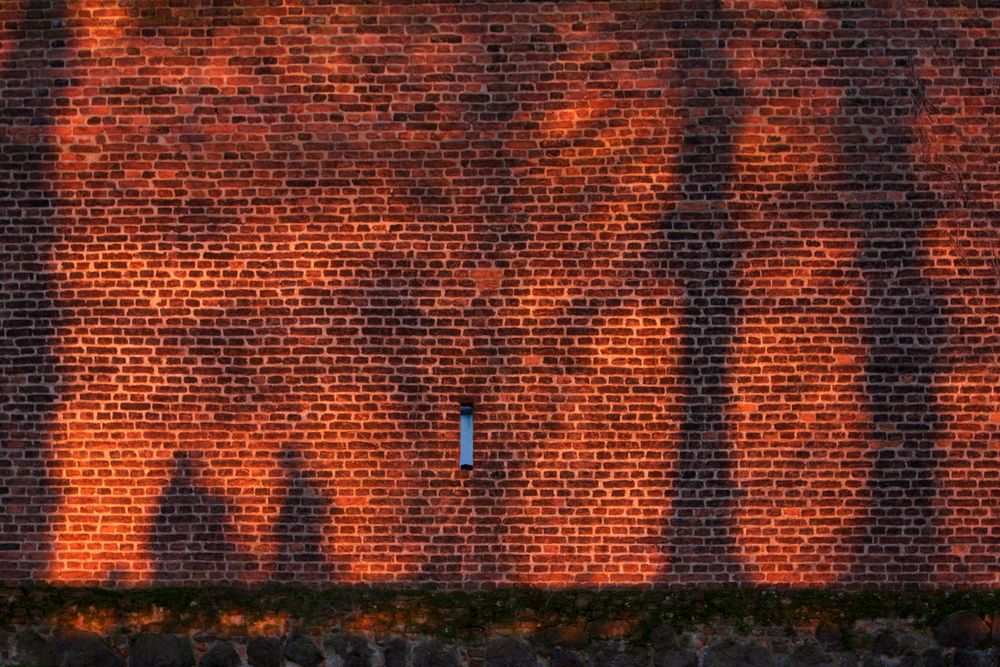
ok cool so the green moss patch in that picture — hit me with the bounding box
[1,586,998,646]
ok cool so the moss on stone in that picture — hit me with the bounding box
[2,586,999,647]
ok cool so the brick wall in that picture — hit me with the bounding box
[2,0,1000,588]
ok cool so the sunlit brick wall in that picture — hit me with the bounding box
[2,0,1000,587]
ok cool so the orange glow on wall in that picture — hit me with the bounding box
[2,0,1000,588]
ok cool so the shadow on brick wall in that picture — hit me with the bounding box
[269,447,341,581]
[828,10,953,584]
[4,0,999,587]
[150,451,245,583]
[0,0,69,583]
[655,4,750,584]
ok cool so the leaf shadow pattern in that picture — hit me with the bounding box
[337,253,453,581]
[328,22,545,582]
[439,13,686,585]
[0,0,70,582]
[7,0,996,587]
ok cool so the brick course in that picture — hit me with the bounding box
[2,0,1000,587]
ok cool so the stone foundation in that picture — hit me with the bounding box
[4,610,996,667]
